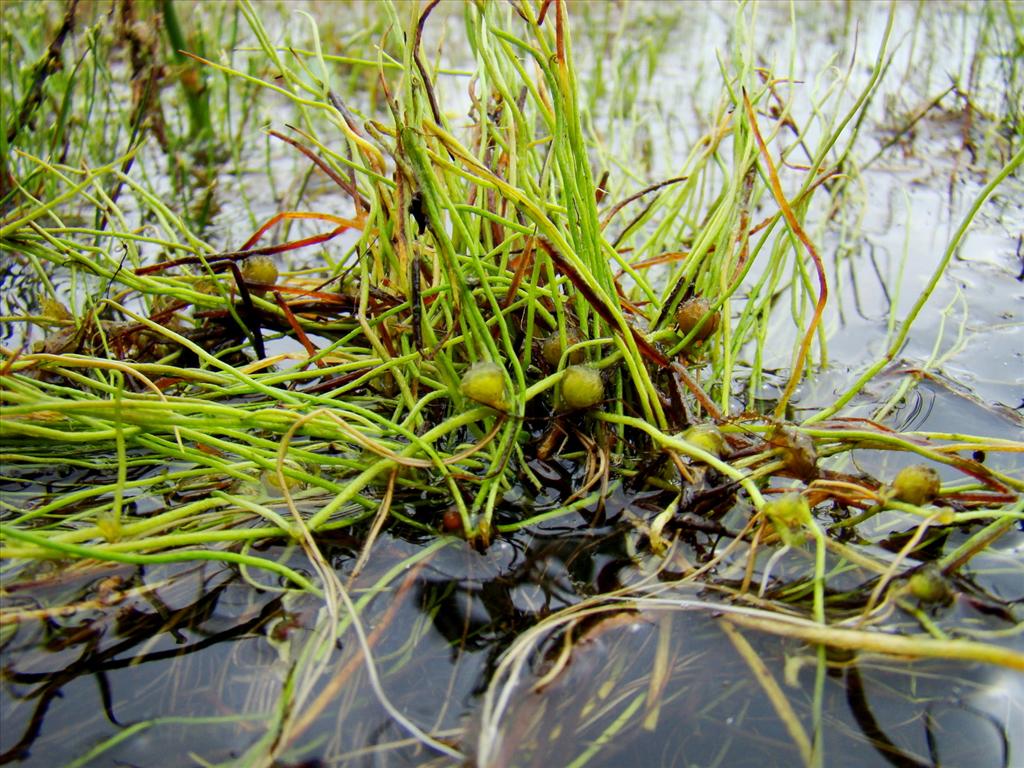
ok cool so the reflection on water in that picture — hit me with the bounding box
[1,562,282,765]
[3,509,1021,766]
[470,605,1018,768]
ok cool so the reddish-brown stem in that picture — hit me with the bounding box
[742,90,828,420]
[670,361,722,421]
[501,237,535,309]
[272,291,325,369]
[268,128,369,214]
[599,175,687,230]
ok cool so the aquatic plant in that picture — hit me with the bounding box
[1,2,1022,766]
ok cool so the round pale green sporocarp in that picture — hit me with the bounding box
[765,492,811,528]
[541,330,584,368]
[764,492,812,546]
[241,255,279,286]
[891,464,941,506]
[908,566,951,603]
[560,365,604,411]
[681,423,727,459]
[675,296,720,341]
[461,361,507,410]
